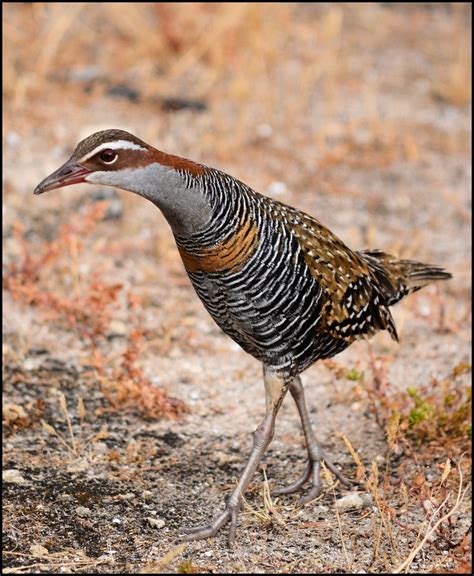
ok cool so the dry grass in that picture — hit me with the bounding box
[4,4,471,158]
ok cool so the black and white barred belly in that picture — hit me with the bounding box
[184,214,348,376]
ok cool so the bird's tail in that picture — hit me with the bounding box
[360,249,452,306]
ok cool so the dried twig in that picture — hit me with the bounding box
[393,462,469,574]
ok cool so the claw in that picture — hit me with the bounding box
[272,453,351,504]
[227,508,239,547]
[271,461,311,496]
[299,461,322,504]
[179,506,239,545]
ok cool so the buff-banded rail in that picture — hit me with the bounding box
[35,129,452,545]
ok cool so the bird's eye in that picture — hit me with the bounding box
[99,149,118,164]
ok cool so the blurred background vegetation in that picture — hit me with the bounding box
[4,2,471,157]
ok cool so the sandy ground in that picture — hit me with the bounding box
[3,3,471,573]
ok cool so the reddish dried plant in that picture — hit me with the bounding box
[4,203,121,342]
[92,329,188,420]
[4,203,188,420]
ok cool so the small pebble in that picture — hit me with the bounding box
[120,492,135,501]
[76,506,92,518]
[6,131,21,147]
[3,469,27,484]
[66,459,89,473]
[93,442,108,456]
[30,544,49,556]
[361,494,374,507]
[147,517,165,529]
[108,320,128,337]
[335,493,371,511]
[142,490,154,501]
[375,454,386,466]
[257,123,273,138]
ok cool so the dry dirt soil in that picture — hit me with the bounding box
[3,3,471,574]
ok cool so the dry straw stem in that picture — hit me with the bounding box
[138,543,188,574]
[323,463,352,572]
[145,3,252,97]
[242,468,289,529]
[393,461,469,574]
[41,419,77,457]
[41,402,109,459]
[341,433,403,566]
[342,433,366,481]
[2,556,106,574]
[77,396,85,430]
[12,3,86,108]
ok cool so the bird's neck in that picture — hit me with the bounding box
[104,162,214,237]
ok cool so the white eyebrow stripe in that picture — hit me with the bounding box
[79,140,146,162]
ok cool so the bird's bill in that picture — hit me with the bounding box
[34,160,92,195]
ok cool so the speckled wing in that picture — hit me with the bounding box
[276,206,398,342]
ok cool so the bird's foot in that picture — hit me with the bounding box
[179,503,241,546]
[272,454,351,504]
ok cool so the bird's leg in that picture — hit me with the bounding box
[272,375,351,504]
[180,366,290,546]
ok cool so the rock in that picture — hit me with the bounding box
[108,320,128,337]
[361,494,374,507]
[142,490,154,501]
[3,469,27,484]
[93,441,108,456]
[76,506,92,518]
[375,454,386,466]
[423,498,438,513]
[159,96,207,113]
[6,131,21,148]
[30,544,49,556]
[23,357,43,371]
[120,492,135,501]
[335,493,373,511]
[147,517,165,529]
[257,123,273,138]
[66,459,89,473]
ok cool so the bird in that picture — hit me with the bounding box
[34,129,452,545]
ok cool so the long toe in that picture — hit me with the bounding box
[299,484,322,505]
[298,456,352,505]
[298,461,322,504]
[273,455,351,501]
[271,462,312,496]
[227,508,239,547]
[179,507,237,545]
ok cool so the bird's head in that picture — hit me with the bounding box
[34,129,210,235]
[34,129,205,196]
[34,129,161,195]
